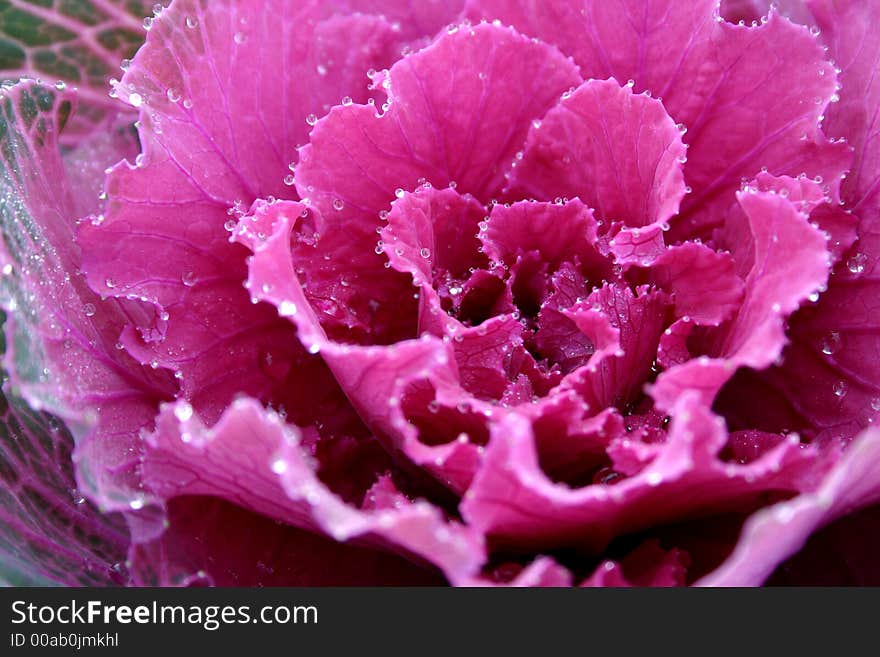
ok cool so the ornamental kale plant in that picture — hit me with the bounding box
[0,0,879,586]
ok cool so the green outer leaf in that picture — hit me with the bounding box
[0,80,73,412]
[0,0,152,143]
[0,311,128,586]
[0,79,132,586]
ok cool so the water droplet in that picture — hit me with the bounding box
[279,300,297,316]
[305,113,318,126]
[185,16,198,29]
[181,271,197,287]
[83,303,96,317]
[820,331,841,355]
[332,198,345,211]
[395,188,405,199]
[775,505,795,523]
[129,92,143,108]
[174,402,193,422]
[341,96,352,106]
[143,16,153,30]
[166,87,180,103]
[105,278,116,289]
[833,380,848,398]
[847,252,867,274]
[233,32,248,44]
[419,247,431,259]
[271,458,288,474]
[283,174,295,186]
[316,64,327,76]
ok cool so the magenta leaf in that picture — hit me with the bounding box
[640,242,744,326]
[327,0,465,41]
[139,397,485,584]
[481,199,612,279]
[508,78,687,233]
[129,496,446,586]
[78,0,416,424]
[699,428,880,586]
[462,392,820,554]
[294,22,581,216]
[708,0,880,446]
[467,2,851,240]
[465,0,720,113]
[112,0,410,203]
[0,80,174,522]
[651,188,832,411]
[582,540,690,587]
[556,283,669,411]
